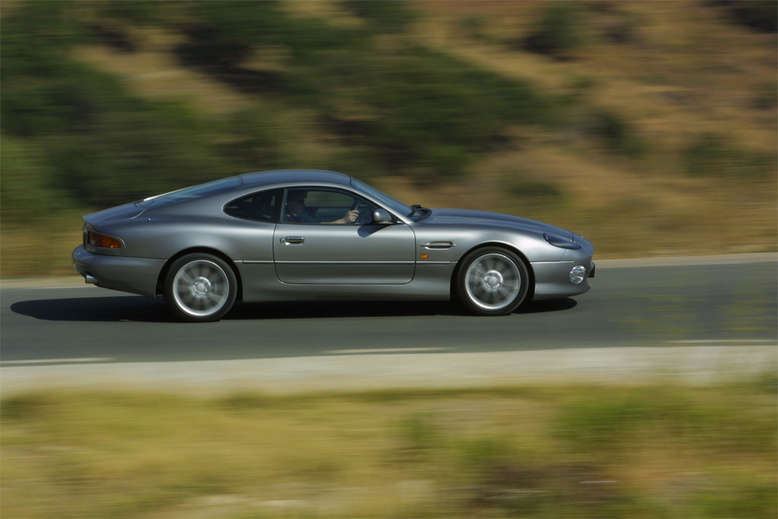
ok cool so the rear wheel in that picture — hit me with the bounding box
[456,247,530,315]
[164,253,237,322]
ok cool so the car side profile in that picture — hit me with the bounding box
[73,170,594,321]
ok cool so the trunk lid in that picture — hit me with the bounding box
[83,202,145,228]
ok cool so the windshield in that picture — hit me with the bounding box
[140,177,242,205]
[350,178,412,217]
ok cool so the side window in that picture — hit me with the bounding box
[283,188,377,225]
[224,189,282,222]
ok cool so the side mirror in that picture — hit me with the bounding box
[372,208,394,225]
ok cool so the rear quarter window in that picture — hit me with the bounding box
[224,189,282,222]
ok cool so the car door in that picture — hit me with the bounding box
[273,187,415,284]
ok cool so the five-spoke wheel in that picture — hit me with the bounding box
[164,253,237,322]
[456,247,530,315]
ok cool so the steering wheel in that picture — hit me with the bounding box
[350,198,370,224]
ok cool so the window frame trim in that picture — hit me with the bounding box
[279,186,396,226]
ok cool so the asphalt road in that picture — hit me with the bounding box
[1,259,775,366]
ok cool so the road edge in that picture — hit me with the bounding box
[597,252,777,269]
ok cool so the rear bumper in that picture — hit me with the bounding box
[72,245,164,296]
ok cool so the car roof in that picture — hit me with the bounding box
[239,169,352,188]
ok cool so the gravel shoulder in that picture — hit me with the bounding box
[2,345,775,395]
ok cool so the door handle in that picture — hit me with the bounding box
[282,236,305,245]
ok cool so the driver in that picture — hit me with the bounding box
[285,191,360,224]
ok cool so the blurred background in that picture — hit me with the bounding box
[1,2,776,517]
[1,0,775,277]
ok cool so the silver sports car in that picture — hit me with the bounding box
[73,170,594,321]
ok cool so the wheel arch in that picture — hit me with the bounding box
[156,247,243,301]
[450,241,535,301]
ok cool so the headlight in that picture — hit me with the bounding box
[544,232,581,249]
[569,265,586,285]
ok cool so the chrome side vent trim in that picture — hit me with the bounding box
[424,241,454,250]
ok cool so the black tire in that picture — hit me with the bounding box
[164,253,238,322]
[455,246,530,316]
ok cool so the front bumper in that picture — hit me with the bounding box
[72,245,165,296]
[531,258,595,300]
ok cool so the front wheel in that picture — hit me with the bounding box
[164,253,238,322]
[456,247,530,316]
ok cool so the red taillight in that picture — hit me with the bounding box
[88,231,122,249]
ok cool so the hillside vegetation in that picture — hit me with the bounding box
[1,0,776,276]
[2,379,776,518]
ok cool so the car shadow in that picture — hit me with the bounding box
[10,296,577,322]
[228,298,576,319]
[10,296,175,323]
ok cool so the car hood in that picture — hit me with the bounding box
[423,208,573,238]
[83,202,145,228]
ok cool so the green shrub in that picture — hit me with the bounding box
[753,82,777,110]
[603,10,641,43]
[221,107,288,171]
[398,413,441,456]
[1,392,56,420]
[50,101,235,207]
[554,388,777,456]
[588,110,645,156]
[684,133,730,175]
[342,0,416,33]
[351,47,556,178]
[97,0,164,25]
[509,179,564,202]
[710,0,777,33]
[3,59,138,137]
[457,15,487,41]
[732,0,777,32]
[188,0,362,68]
[214,392,274,411]
[553,393,662,452]
[525,2,583,58]
[689,478,777,519]
[684,133,776,178]
[180,1,285,69]
[325,147,390,180]
[457,436,516,474]
[0,137,70,222]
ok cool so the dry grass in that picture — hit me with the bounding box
[1,212,85,278]
[1,380,775,518]
[72,31,255,116]
[479,145,777,256]
[421,0,776,150]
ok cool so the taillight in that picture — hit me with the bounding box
[88,231,122,249]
